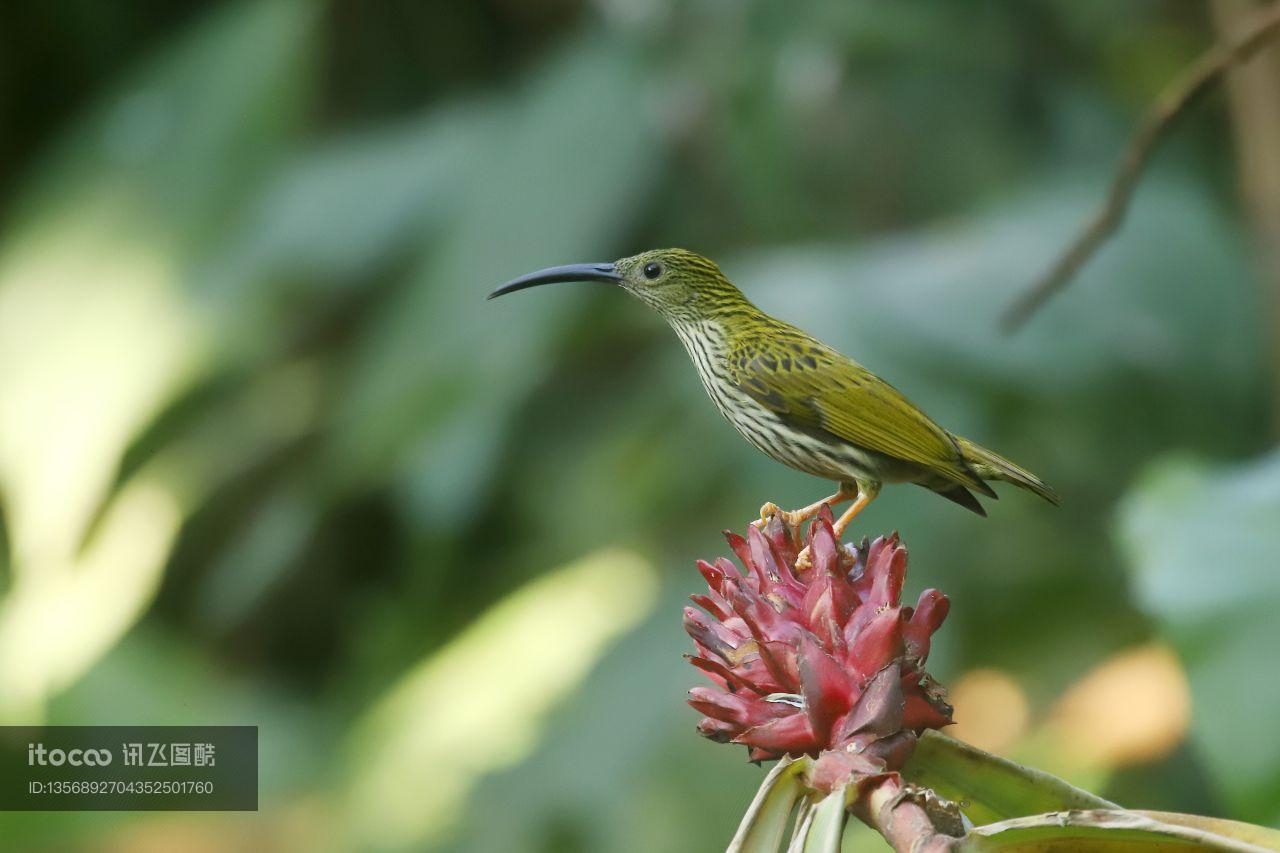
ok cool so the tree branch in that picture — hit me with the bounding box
[1212,0,1280,436]
[1001,2,1280,333]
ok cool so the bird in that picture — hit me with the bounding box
[489,248,1058,543]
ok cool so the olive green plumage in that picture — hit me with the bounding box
[490,248,1059,518]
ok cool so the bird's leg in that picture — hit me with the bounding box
[795,482,879,570]
[754,486,854,532]
[831,482,881,539]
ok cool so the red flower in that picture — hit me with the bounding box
[685,508,952,790]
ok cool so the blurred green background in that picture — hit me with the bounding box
[1,0,1279,850]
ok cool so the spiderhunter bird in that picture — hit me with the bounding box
[489,249,1059,545]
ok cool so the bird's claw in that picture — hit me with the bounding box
[756,502,807,536]
[754,502,784,529]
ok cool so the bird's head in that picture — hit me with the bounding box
[489,248,746,323]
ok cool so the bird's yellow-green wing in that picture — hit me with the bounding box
[728,325,991,494]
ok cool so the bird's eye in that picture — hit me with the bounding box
[643,262,663,280]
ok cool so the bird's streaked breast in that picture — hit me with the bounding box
[669,319,885,483]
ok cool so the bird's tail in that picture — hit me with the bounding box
[955,437,1060,506]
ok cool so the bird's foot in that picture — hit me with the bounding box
[796,488,878,570]
[754,501,785,530]
[756,506,816,570]
[754,489,854,534]
[754,502,815,536]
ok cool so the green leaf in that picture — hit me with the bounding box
[903,731,1115,827]
[799,786,851,853]
[328,34,664,527]
[728,756,811,853]
[1134,812,1280,851]
[1117,451,1280,823]
[340,548,657,850]
[734,174,1261,399]
[213,108,484,289]
[0,0,317,724]
[961,809,1278,852]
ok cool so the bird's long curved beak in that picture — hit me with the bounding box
[488,262,621,299]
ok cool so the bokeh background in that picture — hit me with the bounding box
[2,0,1279,850]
